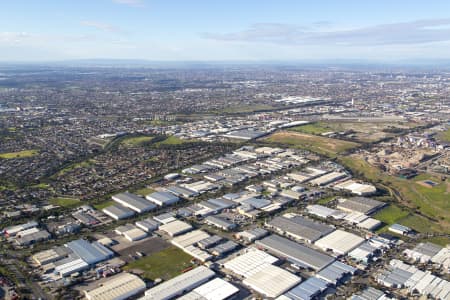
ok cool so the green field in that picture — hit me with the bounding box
[121,135,154,146]
[124,247,193,280]
[134,187,155,196]
[373,204,409,225]
[437,127,450,142]
[55,159,95,176]
[317,196,336,205]
[0,149,38,159]
[50,197,81,207]
[289,122,333,135]
[93,200,115,210]
[156,135,187,146]
[265,131,359,157]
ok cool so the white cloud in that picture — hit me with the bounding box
[202,19,450,46]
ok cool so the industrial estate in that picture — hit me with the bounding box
[0,64,449,300]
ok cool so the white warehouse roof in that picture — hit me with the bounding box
[179,278,239,300]
[84,273,146,300]
[141,266,215,300]
[223,248,279,278]
[159,220,193,237]
[243,264,301,298]
[315,230,365,256]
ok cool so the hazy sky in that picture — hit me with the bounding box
[2,0,450,61]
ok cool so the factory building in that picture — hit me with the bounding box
[84,273,146,300]
[266,214,334,243]
[337,197,385,215]
[314,230,365,256]
[178,277,239,300]
[146,191,180,206]
[159,220,193,237]
[256,235,335,271]
[140,266,215,300]
[102,205,135,220]
[112,192,157,213]
[243,264,301,298]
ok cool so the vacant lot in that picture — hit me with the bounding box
[134,187,155,196]
[50,197,81,207]
[123,246,193,280]
[437,127,450,142]
[0,149,38,159]
[155,135,187,146]
[265,131,359,157]
[121,135,154,146]
[290,121,421,142]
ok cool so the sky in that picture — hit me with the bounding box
[2,0,450,62]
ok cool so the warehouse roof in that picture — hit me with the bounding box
[256,235,335,271]
[141,266,215,300]
[102,204,135,219]
[112,192,156,212]
[315,230,365,255]
[172,230,210,248]
[243,264,301,298]
[223,248,278,278]
[350,287,387,300]
[159,220,193,237]
[337,197,385,215]
[267,215,334,242]
[316,261,357,284]
[283,277,329,300]
[66,239,114,265]
[84,273,146,300]
[178,278,239,300]
[146,191,180,205]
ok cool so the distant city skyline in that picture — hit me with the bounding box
[2,0,450,62]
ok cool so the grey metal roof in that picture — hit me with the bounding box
[412,242,442,257]
[267,215,334,242]
[147,191,179,204]
[284,277,329,300]
[255,234,335,271]
[103,204,135,218]
[337,197,385,214]
[205,215,236,229]
[112,192,156,212]
[197,235,223,249]
[66,239,113,265]
[352,287,386,300]
[317,261,356,284]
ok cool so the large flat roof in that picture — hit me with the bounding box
[66,239,114,265]
[314,230,365,255]
[112,192,156,212]
[243,264,301,298]
[256,234,335,271]
[141,266,215,300]
[84,273,146,300]
[267,215,334,242]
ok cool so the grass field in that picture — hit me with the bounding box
[156,135,187,146]
[373,204,409,225]
[134,187,155,196]
[264,131,359,157]
[437,127,450,142]
[55,159,94,176]
[317,196,335,205]
[93,200,115,210]
[121,135,154,146]
[0,149,38,159]
[123,247,193,280]
[289,122,334,135]
[340,155,450,235]
[50,197,81,207]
